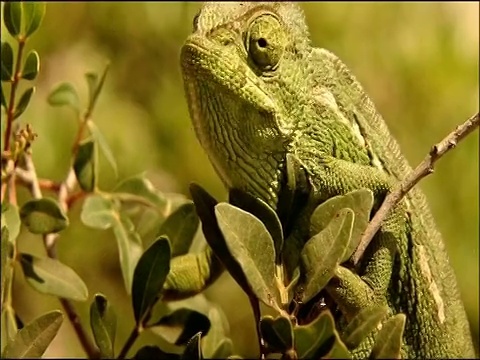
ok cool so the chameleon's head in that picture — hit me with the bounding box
[181,2,313,207]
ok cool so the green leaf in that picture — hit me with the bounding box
[85,63,109,112]
[310,189,374,262]
[1,84,6,108]
[114,174,166,209]
[370,314,405,359]
[132,237,171,324]
[341,305,389,350]
[112,212,143,293]
[90,294,116,359]
[20,197,69,235]
[201,305,230,358]
[22,2,46,37]
[182,332,203,360]
[321,337,352,359]
[1,226,13,303]
[133,345,180,360]
[229,188,283,261]
[150,308,210,346]
[47,82,79,112]
[21,50,39,80]
[19,253,88,301]
[260,315,293,352]
[1,306,18,349]
[215,202,279,308]
[13,86,35,119]
[1,203,20,243]
[189,183,249,296]
[294,311,336,359]
[300,208,354,303]
[87,120,117,177]
[158,202,199,257]
[1,41,14,81]
[73,139,97,192]
[3,2,22,37]
[80,194,117,230]
[2,310,63,358]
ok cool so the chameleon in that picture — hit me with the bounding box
[178,2,475,358]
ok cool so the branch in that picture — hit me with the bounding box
[352,112,480,265]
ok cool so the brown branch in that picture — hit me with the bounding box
[352,112,480,265]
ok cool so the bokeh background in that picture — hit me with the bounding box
[1,2,478,358]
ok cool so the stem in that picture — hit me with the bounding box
[248,295,266,360]
[117,326,141,360]
[353,112,480,265]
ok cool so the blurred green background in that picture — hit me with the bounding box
[1,2,478,357]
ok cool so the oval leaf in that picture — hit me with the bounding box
[158,202,199,257]
[13,87,35,119]
[2,203,21,243]
[20,197,68,235]
[370,314,405,360]
[215,202,279,308]
[1,41,14,81]
[341,304,389,350]
[90,294,116,358]
[300,208,354,303]
[294,311,336,359]
[1,84,6,108]
[114,174,166,209]
[3,310,63,359]
[87,120,118,177]
[19,253,88,301]
[47,82,79,111]
[22,2,46,37]
[113,212,143,293]
[310,189,374,262]
[3,2,22,37]
[201,305,229,357]
[260,315,293,352]
[132,236,171,324]
[73,139,97,192]
[85,63,109,111]
[80,194,116,229]
[21,50,39,81]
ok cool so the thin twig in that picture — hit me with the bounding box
[353,112,479,265]
[117,326,141,360]
[23,154,101,359]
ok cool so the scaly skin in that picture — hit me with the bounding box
[180,2,474,358]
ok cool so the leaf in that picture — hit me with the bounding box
[321,337,352,359]
[47,82,79,112]
[87,120,117,177]
[2,203,21,242]
[1,226,14,303]
[22,2,46,37]
[182,332,203,360]
[114,174,166,208]
[90,294,116,359]
[300,208,354,303]
[294,311,336,359]
[85,63,109,111]
[21,50,39,80]
[369,314,405,359]
[1,84,6,108]
[229,188,283,260]
[1,306,18,349]
[73,139,97,192]
[310,189,374,262]
[201,305,229,358]
[2,310,63,358]
[112,212,143,293]
[215,202,279,308]
[19,253,88,301]
[133,345,180,360]
[20,197,69,235]
[3,2,22,37]
[150,308,210,346]
[132,237,171,324]
[259,315,293,352]
[1,41,14,81]
[341,305,389,350]
[158,202,199,257]
[189,183,248,295]
[13,86,35,119]
[80,194,116,230]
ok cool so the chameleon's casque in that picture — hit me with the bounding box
[180,2,474,358]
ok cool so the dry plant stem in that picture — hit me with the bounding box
[23,154,101,359]
[353,112,480,265]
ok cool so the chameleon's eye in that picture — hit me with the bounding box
[245,14,285,71]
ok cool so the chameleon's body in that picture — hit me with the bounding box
[180,2,474,358]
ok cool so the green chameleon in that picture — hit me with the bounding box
[176,2,474,358]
